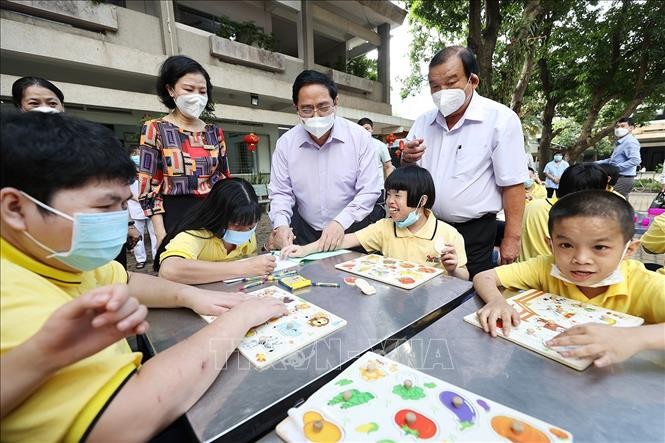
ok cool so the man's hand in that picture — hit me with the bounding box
[553,177,560,184]
[500,235,520,265]
[273,226,295,250]
[317,221,344,252]
[33,284,149,371]
[280,244,307,259]
[476,300,520,337]
[127,225,142,250]
[546,324,643,368]
[400,138,426,164]
[184,290,251,316]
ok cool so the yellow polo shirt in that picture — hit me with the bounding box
[355,210,467,274]
[495,255,665,323]
[0,238,142,443]
[526,183,547,202]
[519,197,556,262]
[641,214,665,275]
[159,229,256,264]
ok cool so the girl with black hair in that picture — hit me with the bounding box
[156,178,276,284]
[281,166,469,280]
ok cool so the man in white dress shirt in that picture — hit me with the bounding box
[401,46,528,277]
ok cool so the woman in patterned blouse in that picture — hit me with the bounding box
[138,55,230,247]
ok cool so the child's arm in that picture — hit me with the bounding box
[473,269,520,337]
[158,254,276,284]
[86,297,288,442]
[128,272,253,316]
[547,323,665,368]
[1,285,147,418]
[280,233,361,259]
[439,244,469,280]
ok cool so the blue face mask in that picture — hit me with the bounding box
[222,226,256,245]
[553,154,563,162]
[21,192,129,272]
[130,155,140,167]
[524,179,535,188]
[394,196,425,229]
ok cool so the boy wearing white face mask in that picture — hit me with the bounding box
[473,190,665,367]
[596,117,641,199]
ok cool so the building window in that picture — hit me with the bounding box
[226,132,255,174]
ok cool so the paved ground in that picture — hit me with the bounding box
[126,192,663,274]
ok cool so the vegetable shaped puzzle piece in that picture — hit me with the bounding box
[327,389,375,409]
[355,278,376,295]
[439,391,477,430]
[394,409,437,439]
[490,416,550,443]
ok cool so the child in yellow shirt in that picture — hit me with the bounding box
[156,178,277,284]
[281,165,469,280]
[641,214,665,275]
[474,190,665,367]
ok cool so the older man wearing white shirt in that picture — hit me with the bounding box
[401,46,527,277]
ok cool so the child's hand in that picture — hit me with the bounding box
[439,244,458,274]
[236,297,289,327]
[185,290,251,316]
[245,254,277,276]
[546,324,642,367]
[280,245,305,259]
[33,284,148,371]
[476,300,520,337]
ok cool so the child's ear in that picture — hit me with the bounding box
[544,236,553,252]
[624,239,641,258]
[420,195,428,208]
[0,188,29,231]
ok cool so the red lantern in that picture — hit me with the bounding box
[385,133,397,145]
[243,132,260,152]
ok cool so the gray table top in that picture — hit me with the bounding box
[144,251,473,442]
[384,295,665,443]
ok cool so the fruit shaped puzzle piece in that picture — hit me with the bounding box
[302,411,342,442]
[394,409,437,439]
[490,416,550,443]
[355,278,376,295]
[439,391,477,430]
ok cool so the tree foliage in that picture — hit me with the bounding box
[404,0,665,165]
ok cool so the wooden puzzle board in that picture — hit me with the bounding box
[464,290,644,370]
[276,351,573,442]
[202,286,346,369]
[334,254,442,289]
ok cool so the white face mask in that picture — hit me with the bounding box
[549,242,631,288]
[614,127,629,138]
[29,106,61,114]
[175,93,208,119]
[302,113,335,139]
[431,77,472,117]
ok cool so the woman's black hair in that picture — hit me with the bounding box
[156,55,215,112]
[154,178,261,270]
[384,165,436,209]
[12,76,65,108]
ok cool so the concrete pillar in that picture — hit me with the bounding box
[377,23,390,104]
[297,0,314,69]
[157,0,178,56]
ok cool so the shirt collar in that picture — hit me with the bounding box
[394,209,438,239]
[1,236,83,285]
[430,91,486,128]
[298,115,347,149]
